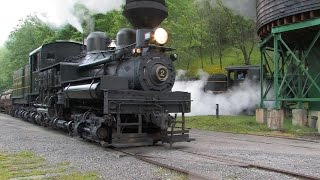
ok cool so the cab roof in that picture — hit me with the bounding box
[29,41,84,56]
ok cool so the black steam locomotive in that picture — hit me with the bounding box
[11,0,192,147]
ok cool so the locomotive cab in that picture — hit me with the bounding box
[226,65,261,88]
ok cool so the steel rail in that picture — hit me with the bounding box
[113,148,212,180]
[191,131,320,144]
[179,150,320,180]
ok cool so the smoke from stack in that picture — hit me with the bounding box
[38,0,124,33]
[173,70,260,116]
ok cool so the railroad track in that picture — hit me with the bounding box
[178,150,320,180]
[192,131,320,144]
[192,132,320,151]
[112,146,320,180]
[113,148,213,180]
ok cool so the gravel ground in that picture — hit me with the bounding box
[187,130,320,178]
[0,114,160,179]
[1,113,320,179]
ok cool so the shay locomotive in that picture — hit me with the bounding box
[9,0,192,147]
[204,65,261,93]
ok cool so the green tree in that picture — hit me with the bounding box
[1,16,56,90]
[95,10,130,39]
[200,0,230,69]
[163,0,202,71]
[0,47,11,91]
[6,16,55,68]
[218,1,256,65]
[52,25,82,42]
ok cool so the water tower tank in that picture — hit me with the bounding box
[257,0,320,37]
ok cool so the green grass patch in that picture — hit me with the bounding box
[0,151,99,180]
[185,115,317,137]
[154,167,188,180]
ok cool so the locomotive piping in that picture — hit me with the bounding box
[78,45,133,71]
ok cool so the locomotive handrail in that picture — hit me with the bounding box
[78,54,114,70]
[78,43,135,71]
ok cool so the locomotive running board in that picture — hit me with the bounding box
[103,90,193,147]
[103,90,191,115]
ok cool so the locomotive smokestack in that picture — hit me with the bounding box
[124,0,168,29]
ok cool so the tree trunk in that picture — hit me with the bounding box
[219,45,223,70]
[210,44,214,64]
[218,18,223,70]
[200,47,204,69]
[240,45,250,65]
[187,53,191,71]
[200,18,204,69]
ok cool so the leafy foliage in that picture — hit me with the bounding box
[0,151,99,179]
[0,16,55,92]
[94,10,130,39]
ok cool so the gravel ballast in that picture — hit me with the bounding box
[0,114,319,179]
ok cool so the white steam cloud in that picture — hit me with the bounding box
[173,70,260,116]
[37,0,124,33]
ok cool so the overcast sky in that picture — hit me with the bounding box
[0,0,62,46]
[0,0,123,47]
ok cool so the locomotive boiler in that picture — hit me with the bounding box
[11,0,192,147]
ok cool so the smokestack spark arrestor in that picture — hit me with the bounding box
[124,0,168,48]
[124,0,168,29]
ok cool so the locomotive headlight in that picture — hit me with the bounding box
[154,28,168,44]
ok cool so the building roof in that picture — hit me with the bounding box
[29,41,84,56]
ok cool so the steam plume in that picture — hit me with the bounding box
[38,0,124,33]
[173,70,260,116]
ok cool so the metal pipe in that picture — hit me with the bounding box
[64,83,101,99]
[78,49,130,71]
[78,55,113,70]
[216,104,219,119]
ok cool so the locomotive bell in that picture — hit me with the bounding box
[86,32,111,52]
[124,0,168,29]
